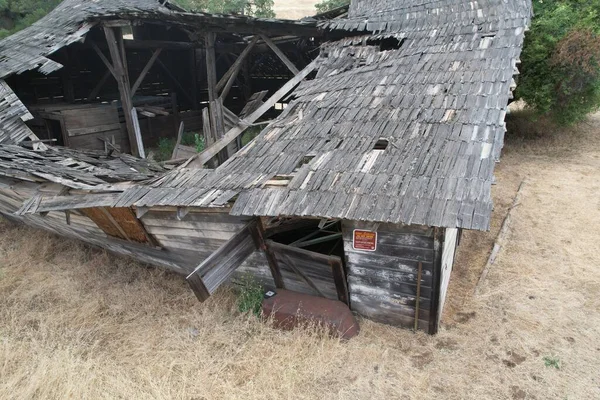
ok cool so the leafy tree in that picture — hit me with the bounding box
[0,0,61,39]
[515,0,600,124]
[314,0,349,14]
[175,0,274,18]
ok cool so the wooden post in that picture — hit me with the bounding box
[191,59,318,166]
[429,228,444,335]
[190,49,199,110]
[171,92,180,140]
[103,26,140,157]
[205,32,227,161]
[251,220,285,289]
[330,258,349,306]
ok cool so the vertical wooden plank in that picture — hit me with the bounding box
[414,261,423,332]
[103,26,140,157]
[429,227,445,334]
[131,108,145,159]
[205,32,227,161]
[190,48,199,110]
[172,121,185,160]
[330,257,349,305]
[171,92,180,139]
[252,220,285,289]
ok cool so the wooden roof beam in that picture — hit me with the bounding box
[131,48,163,96]
[218,36,260,100]
[189,58,318,167]
[260,35,300,75]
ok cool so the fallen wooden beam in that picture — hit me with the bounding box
[186,220,259,301]
[191,59,318,166]
[474,179,527,295]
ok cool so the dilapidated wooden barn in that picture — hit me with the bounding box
[0,0,532,334]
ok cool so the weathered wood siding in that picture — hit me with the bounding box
[0,184,253,276]
[139,209,251,271]
[438,228,458,324]
[342,221,436,332]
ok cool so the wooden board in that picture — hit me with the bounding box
[438,228,458,324]
[342,220,436,333]
[81,207,150,243]
[187,220,259,300]
[266,240,348,304]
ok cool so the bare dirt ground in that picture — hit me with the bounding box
[274,0,318,19]
[1,113,599,400]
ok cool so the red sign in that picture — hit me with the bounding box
[353,230,377,251]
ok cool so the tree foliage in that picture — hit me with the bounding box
[175,0,274,18]
[314,0,349,14]
[0,0,275,41]
[0,0,61,39]
[516,0,600,124]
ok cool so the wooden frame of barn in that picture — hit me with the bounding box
[0,0,532,334]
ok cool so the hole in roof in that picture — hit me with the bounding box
[373,139,389,150]
[335,140,344,149]
[297,155,315,169]
[367,37,405,52]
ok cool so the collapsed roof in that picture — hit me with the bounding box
[171,0,533,230]
[2,0,532,232]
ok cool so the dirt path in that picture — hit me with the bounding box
[0,115,599,399]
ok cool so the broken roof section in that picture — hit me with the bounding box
[0,144,165,191]
[182,0,532,231]
[0,0,320,79]
[0,0,321,146]
[5,0,532,232]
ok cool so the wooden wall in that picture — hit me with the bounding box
[0,179,457,333]
[342,220,437,333]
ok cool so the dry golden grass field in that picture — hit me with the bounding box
[1,108,600,400]
[274,0,318,19]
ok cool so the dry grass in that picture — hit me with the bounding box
[273,0,318,19]
[1,113,600,399]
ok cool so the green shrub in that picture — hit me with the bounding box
[194,133,205,153]
[236,275,264,316]
[516,0,600,125]
[543,355,562,369]
[155,137,176,162]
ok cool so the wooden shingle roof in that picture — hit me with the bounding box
[167,0,532,231]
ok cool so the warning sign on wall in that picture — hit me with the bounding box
[353,230,377,251]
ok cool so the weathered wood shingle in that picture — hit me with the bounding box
[135,0,531,231]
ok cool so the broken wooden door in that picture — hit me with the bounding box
[265,240,349,305]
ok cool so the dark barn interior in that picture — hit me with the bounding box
[6,14,324,160]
